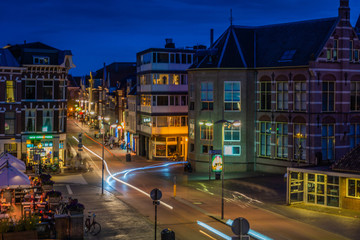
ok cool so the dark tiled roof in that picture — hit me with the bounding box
[5,42,72,65]
[0,49,19,67]
[191,17,338,69]
[332,145,360,173]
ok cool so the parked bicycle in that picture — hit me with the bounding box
[84,212,101,236]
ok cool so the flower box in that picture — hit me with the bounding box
[2,230,38,240]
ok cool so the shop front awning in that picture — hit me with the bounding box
[0,153,26,172]
[0,162,30,189]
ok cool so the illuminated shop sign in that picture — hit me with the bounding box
[143,118,151,123]
[28,135,53,140]
[212,155,223,172]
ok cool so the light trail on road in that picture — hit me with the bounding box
[108,161,186,180]
[72,136,175,210]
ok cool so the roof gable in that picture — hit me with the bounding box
[191,17,339,69]
[332,145,360,173]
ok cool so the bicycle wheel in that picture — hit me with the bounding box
[90,222,101,236]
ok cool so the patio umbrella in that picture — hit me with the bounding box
[0,162,31,189]
[0,153,26,172]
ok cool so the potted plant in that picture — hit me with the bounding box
[66,199,85,215]
[45,190,62,203]
[2,216,38,240]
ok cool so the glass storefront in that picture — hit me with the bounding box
[289,171,339,207]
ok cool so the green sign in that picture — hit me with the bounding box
[212,155,223,172]
[28,135,53,140]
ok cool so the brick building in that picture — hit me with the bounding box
[0,42,74,165]
[188,0,360,174]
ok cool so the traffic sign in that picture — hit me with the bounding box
[209,150,222,155]
[150,188,162,201]
[231,217,250,236]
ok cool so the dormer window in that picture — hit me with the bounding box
[279,50,296,62]
[33,56,50,65]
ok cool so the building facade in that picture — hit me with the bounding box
[136,39,195,160]
[188,0,360,173]
[0,42,74,165]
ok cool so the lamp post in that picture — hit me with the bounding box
[101,117,110,195]
[214,119,241,220]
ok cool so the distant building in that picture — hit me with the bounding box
[81,62,136,142]
[188,0,360,175]
[0,42,74,164]
[136,39,195,159]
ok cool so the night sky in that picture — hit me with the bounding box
[1,0,359,76]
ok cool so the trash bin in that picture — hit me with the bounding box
[161,228,175,240]
[126,154,131,162]
[215,172,221,180]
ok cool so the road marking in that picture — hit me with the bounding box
[66,184,73,195]
[199,230,218,240]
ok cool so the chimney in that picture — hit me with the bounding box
[165,38,175,48]
[339,0,350,24]
[210,29,214,47]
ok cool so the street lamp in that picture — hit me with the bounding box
[214,119,241,220]
[101,117,109,195]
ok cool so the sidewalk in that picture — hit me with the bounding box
[53,177,154,240]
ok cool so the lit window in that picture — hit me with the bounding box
[224,145,241,156]
[200,124,213,140]
[33,56,50,65]
[6,80,15,102]
[224,121,240,141]
[224,81,241,111]
[347,179,360,198]
[43,110,53,132]
[294,124,306,161]
[4,112,15,135]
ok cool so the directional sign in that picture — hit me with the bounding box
[231,217,250,236]
[150,188,162,201]
[209,150,222,155]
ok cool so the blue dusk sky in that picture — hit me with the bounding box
[1,0,359,76]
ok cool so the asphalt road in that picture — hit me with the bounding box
[65,119,355,240]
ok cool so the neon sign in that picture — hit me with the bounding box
[28,135,53,140]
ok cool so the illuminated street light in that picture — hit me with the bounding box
[214,119,241,220]
[104,117,110,121]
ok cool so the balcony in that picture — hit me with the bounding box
[138,125,188,135]
[137,63,192,73]
[138,84,188,93]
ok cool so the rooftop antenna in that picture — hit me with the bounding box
[230,9,233,26]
